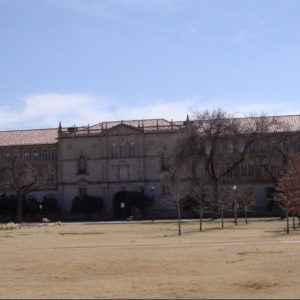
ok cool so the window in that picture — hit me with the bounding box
[241,165,248,177]
[41,150,48,160]
[111,143,118,158]
[32,150,40,160]
[254,165,262,178]
[78,154,87,174]
[119,143,124,158]
[24,151,30,160]
[205,143,211,155]
[160,152,169,172]
[237,140,244,152]
[49,168,56,184]
[123,142,130,157]
[271,166,280,178]
[247,165,255,177]
[119,165,129,181]
[227,142,234,153]
[129,142,135,157]
[51,151,56,160]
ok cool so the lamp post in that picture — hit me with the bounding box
[120,201,125,220]
[232,185,238,225]
[150,186,155,221]
[38,199,43,222]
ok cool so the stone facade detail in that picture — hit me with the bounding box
[0,116,299,219]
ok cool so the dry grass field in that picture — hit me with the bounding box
[1,218,300,299]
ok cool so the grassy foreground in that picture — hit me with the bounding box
[0,219,300,299]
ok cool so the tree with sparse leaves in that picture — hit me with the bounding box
[160,163,187,236]
[175,109,277,228]
[277,156,300,234]
[236,186,256,224]
[0,156,39,223]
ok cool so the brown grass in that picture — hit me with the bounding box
[0,219,300,299]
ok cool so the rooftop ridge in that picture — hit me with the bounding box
[1,114,300,133]
[90,118,171,127]
[0,127,58,133]
[229,113,300,120]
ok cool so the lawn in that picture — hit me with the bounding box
[0,219,300,299]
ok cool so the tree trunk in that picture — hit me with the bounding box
[199,206,203,232]
[176,199,182,236]
[220,205,224,229]
[292,215,296,230]
[286,209,290,234]
[213,182,222,228]
[16,192,23,223]
[234,198,238,225]
[244,205,248,224]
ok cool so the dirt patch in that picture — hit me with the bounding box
[0,219,299,299]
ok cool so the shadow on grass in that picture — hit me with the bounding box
[59,232,105,236]
[237,250,283,256]
[235,280,278,290]
[265,228,300,238]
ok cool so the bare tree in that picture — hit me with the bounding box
[176,110,276,228]
[276,156,300,234]
[182,184,211,232]
[0,156,39,223]
[160,162,187,236]
[237,186,256,224]
[256,119,294,185]
[217,185,238,229]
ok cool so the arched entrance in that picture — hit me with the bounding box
[113,191,153,220]
[113,191,132,220]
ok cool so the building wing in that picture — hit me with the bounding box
[0,128,58,146]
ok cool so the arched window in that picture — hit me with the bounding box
[78,154,87,175]
[123,142,130,158]
[49,167,56,184]
[119,143,124,158]
[160,152,169,172]
[111,143,118,158]
[51,151,56,160]
[129,142,135,157]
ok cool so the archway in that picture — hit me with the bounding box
[113,191,132,220]
[113,191,153,220]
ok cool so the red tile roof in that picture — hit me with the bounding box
[0,128,58,147]
[0,115,299,146]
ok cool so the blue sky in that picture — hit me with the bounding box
[0,0,300,129]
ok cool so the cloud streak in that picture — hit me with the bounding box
[0,93,195,130]
[0,93,298,130]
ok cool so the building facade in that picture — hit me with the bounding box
[0,116,300,219]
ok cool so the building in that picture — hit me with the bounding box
[0,115,300,219]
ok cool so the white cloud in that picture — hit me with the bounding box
[0,93,298,130]
[0,93,195,130]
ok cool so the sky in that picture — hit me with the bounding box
[0,0,300,130]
